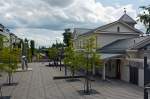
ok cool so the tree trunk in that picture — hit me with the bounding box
[72,68,75,77]
[8,72,12,85]
[54,59,56,67]
[59,59,61,71]
[65,65,67,76]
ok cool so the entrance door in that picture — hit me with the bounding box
[116,59,121,79]
[130,66,138,85]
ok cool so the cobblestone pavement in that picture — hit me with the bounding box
[0,62,143,99]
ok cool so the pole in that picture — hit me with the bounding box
[103,62,106,81]
[60,44,63,71]
[144,48,148,99]
[8,34,12,84]
[85,52,90,93]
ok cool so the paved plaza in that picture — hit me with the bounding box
[0,63,144,99]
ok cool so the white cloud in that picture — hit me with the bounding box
[11,28,63,47]
[0,0,140,47]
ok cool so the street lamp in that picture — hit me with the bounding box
[8,33,13,84]
[56,37,63,71]
[85,51,90,93]
[144,47,149,99]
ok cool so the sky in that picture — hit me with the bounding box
[0,0,149,47]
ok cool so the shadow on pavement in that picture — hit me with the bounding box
[0,96,11,99]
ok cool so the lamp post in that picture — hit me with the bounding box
[56,37,63,71]
[59,43,64,71]
[144,47,148,99]
[8,33,15,84]
[8,33,12,84]
[85,51,90,93]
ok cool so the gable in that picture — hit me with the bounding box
[103,23,133,32]
[95,21,142,34]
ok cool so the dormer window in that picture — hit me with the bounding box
[117,26,120,32]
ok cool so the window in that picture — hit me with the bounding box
[117,26,120,32]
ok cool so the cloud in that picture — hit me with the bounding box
[43,0,75,8]
[0,0,140,47]
[0,0,137,29]
[11,28,63,47]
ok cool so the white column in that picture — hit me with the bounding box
[103,62,106,80]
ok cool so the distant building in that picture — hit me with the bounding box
[0,23,21,48]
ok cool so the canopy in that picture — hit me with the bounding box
[100,53,122,60]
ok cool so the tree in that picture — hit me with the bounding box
[30,40,35,61]
[138,5,150,34]
[52,43,64,48]
[22,38,30,61]
[0,34,4,50]
[63,29,72,47]
[80,36,102,94]
[48,47,59,66]
[63,41,82,78]
[0,47,21,85]
[18,39,23,48]
[30,40,35,56]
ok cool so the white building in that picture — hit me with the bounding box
[0,24,21,48]
[73,12,149,87]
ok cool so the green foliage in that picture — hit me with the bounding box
[22,38,30,61]
[138,5,150,34]
[64,41,83,76]
[63,28,72,47]
[48,47,59,60]
[63,36,102,76]
[80,36,102,72]
[30,40,35,56]
[0,47,21,73]
[52,43,64,48]
[0,34,4,50]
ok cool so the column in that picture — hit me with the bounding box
[103,61,106,80]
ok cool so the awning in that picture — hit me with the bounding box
[100,53,122,60]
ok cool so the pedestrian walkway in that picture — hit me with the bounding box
[0,62,143,99]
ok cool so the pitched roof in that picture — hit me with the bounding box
[98,36,149,54]
[80,21,143,36]
[73,28,92,38]
[119,13,137,24]
[131,36,150,49]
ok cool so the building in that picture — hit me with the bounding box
[0,23,21,48]
[73,12,149,87]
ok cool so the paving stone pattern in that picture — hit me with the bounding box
[0,63,144,99]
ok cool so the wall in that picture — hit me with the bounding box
[0,31,10,47]
[74,22,140,49]
[96,33,138,48]
[121,63,130,82]
[100,22,136,33]
[138,68,144,87]
[105,60,117,78]
[74,34,97,49]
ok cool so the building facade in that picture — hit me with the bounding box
[0,24,21,48]
[73,13,148,87]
